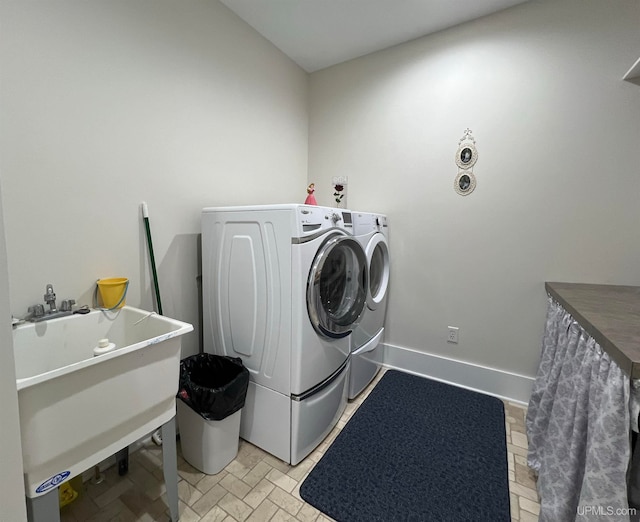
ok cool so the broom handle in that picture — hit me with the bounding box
[142,202,163,315]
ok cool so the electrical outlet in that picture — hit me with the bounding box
[447,326,459,344]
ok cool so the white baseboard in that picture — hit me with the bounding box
[382,343,534,405]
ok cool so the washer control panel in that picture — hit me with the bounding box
[297,206,353,237]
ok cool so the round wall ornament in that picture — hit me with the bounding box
[455,142,477,170]
[454,171,476,196]
[454,128,477,195]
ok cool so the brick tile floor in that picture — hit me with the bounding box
[60,369,539,521]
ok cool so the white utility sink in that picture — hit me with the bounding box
[13,306,193,500]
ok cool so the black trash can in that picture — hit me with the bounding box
[176,354,249,474]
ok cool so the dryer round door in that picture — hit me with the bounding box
[366,233,390,311]
[307,232,368,339]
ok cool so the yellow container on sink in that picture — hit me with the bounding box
[97,278,129,309]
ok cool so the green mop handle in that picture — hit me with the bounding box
[142,202,163,315]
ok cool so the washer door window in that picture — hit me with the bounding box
[366,234,390,311]
[308,233,367,339]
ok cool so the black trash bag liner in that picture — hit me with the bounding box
[177,354,249,421]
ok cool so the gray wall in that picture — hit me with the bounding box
[1,0,309,359]
[308,0,640,380]
[0,180,27,522]
[0,2,307,511]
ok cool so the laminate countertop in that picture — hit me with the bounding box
[545,282,640,379]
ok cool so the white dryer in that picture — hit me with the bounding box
[349,211,390,399]
[201,204,368,464]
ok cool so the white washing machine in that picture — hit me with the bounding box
[349,211,390,399]
[201,204,368,464]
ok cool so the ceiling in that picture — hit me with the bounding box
[220,0,529,72]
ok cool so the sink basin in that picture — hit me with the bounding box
[13,306,193,498]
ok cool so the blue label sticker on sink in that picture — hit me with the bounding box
[36,471,70,494]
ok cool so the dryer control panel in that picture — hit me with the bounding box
[374,214,388,233]
[353,212,388,237]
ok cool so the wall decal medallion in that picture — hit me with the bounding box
[454,171,476,195]
[454,128,477,196]
[455,142,477,170]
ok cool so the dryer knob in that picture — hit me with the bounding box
[331,212,341,224]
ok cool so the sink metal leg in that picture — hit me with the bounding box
[116,445,129,476]
[162,416,179,522]
[26,488,60,522]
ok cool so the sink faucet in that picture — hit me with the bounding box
[44,284,57,312]
[26,284,75,322]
